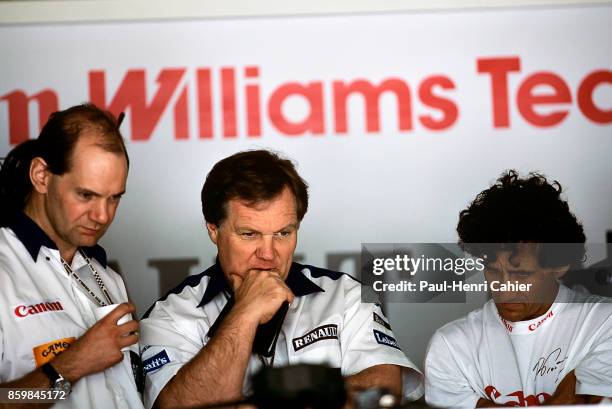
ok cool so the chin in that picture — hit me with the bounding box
[497,304,527,322]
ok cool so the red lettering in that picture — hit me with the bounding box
[14,305,27,317]
[418,75,458,130]
[196,68,213,139]
[221,67,237,138]
[268,82,324,135]
[333,78,412,133]
[0,90,58,144]
[89,69,186,141]
[507,390,526,406]
[245,66,261,137]
[174,87,189,140]
[577,70,612,124]
[477,57,521,128]
[517,72,571,127]
[485,385,502,400]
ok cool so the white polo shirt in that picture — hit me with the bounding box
[424,284,612,408]
[140,262,423,409]
[0,212,144,409]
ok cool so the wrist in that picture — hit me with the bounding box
[50,351,84,384]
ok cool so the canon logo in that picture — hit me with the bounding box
[528,310,554,332]
[498,314,513,332]
[14,301,64,318]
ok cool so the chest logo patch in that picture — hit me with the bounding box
[33,337,76,367]
[143,350,171,375]
[373,329,401,350]
[14,301,65,319]
[292,324,338,351]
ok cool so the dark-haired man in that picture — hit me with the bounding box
[424,171,612,407]
[0,104,143,409]
[140,150,423,409]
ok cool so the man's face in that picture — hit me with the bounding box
[484,243,568,322]
[44,133,127,253]
[207,186,299,287]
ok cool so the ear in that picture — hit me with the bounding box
[551,264,570,279]
[29,157,51,194]
[206,222,219,245]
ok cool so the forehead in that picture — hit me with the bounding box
[224,188,298,227]
[487,244,541,269]
[63,134,127,188]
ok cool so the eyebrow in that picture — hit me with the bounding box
[236,223,299,233]
[76,187,126,197]
[485,266,532,275]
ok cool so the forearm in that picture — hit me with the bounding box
[0,347,89,409]
[345,364,402,398]
[0,369,56,409]
[155,309,259,409]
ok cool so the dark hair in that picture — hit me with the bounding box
[457,170,586,267]
[0,103,128,223]
[201,150,309,225]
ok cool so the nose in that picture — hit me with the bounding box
[255,235,275,261]
[90,200,110,225]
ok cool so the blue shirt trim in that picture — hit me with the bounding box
[7,211,108,266]
[142,261,333,318]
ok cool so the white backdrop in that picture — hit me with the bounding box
[1,4,611,365]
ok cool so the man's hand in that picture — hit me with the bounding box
[52,302,138,382]
[0,303,138,409]
[545,370,603,405]
[230,270,294,325]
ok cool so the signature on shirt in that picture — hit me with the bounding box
[532,347,568,382]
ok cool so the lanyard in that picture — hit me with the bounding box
[60,249,113,307]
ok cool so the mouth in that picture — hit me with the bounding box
[81,227,101,236]
[249,267,279,274]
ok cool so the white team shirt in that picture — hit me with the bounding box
[425,284,612,408]
[140,262,423,409]
[0,213,144,409]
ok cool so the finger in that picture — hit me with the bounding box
[285,288,295,304]
[118,333,139,348]
[117,320,139,335]
[104,303,135,323]
[229,274,244,291]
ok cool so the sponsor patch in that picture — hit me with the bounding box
[143,350,171,375]
[292,324,338,351]
[33,337,76,367]
[373,329,401,350]
[373,312,392,330]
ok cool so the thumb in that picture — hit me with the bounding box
[229,274,243,291]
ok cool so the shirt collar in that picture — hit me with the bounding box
[7,211,108,267]
[198,261,324,307]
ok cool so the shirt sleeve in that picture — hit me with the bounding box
[574,314,612,397]
[424,330,482,409]
[0,320,5,383]
[139,299,208,409]
[339,277,423,400]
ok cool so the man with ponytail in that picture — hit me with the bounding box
[0,104,143,409]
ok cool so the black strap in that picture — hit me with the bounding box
[41,362,60,384]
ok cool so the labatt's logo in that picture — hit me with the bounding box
[529,310,554,332]
[14,301,64,318]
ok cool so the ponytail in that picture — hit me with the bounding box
[0,139,39,225]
